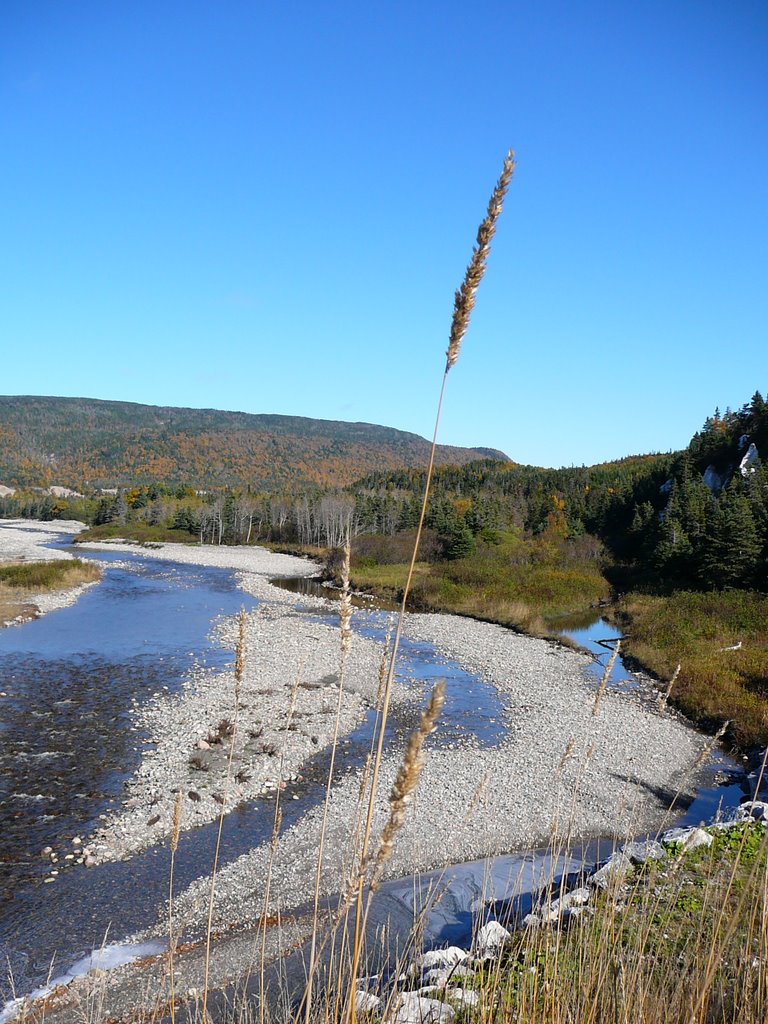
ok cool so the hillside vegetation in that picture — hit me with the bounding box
[0,395,507,490]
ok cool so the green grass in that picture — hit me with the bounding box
[0,558,101,624]
[462,821,768,1024]
[0,558,100,590]
[617,590,768,748]
[350,532,609,636]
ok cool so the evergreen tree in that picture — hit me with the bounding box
[700,482,761,589]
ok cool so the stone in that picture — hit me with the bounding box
[354,991,381,1015]
[422,966,475,988]
[661,827,713,852]
[560,886,591,908]
[386,993,455,1024]
[474,920,511,956]
[444,989,479,1008]
[414,947,468,972]
[621,840,667,864]
[735,800,768,822]
[588,852,632,890]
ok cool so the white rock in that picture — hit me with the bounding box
[414,947,468,972]
[354,991,381,1015]
[734,801,768,822]
[474,920,511,956]
[589,852,632,889]
[560,886,591,908]
[422,966,475,988]
[444,988,479,1008]
[387,993,455,1024]
[621,840,667,864]
[661,827,712,852]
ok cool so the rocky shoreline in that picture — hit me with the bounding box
[51,537,710,926]
[2,533,720,1023]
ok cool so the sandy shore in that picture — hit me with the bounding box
[0,519,99,625]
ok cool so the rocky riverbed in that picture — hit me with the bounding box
[162,610,706,940]
[2,534,716,1024]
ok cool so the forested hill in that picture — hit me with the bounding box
[350,391,768,591]
[0,396,509,490]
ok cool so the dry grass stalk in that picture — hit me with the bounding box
[369,680,445,892]
[234,607,246,704]
[462,771,490,822]
[347,151,514,1024]
[339,538,353,662]
[557,735,577,773]
[592,639,620,716]
[303,535,354,1024]
[694,719,731,772]
[446,149,515,371]
[168,791,183,1024]
[658,661,681,712]
[201,609,247,1023]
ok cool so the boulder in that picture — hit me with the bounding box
[414,947,468,972]
[734,801,768,822]
[386,993,455,1024]
[661,827,712,852]
[621,840,667,864]
[422,966,475,988]
[354,991,381,1015]
[588,852,632,890]
[474,920,511,957]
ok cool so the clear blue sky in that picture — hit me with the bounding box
[2,1,766,467]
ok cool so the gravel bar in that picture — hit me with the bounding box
[76,540,397,862]
[162,607,707,940]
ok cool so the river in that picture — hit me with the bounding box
[0,541,751,1009]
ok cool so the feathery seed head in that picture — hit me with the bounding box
[234,608,246,702]
[370,681,445,889]
[446,149,515,372]
[171,791,183,854]
[339,538,353,661]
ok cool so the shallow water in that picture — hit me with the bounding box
[272,577,509,747]
[0,547,259,998]
[0,552,507,1001]
[0,555,753,1006]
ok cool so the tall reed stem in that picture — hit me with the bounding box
[346,149,514,1024]
[201,608,246,1022]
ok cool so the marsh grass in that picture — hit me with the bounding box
[0,558,100,591]
[0,559,101,626]
[472,821,768,1024]
[618,591,768,747]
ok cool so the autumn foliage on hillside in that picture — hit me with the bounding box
[0,396,506,491]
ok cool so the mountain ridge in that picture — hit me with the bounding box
[0,395,510,491]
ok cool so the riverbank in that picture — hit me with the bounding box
[5,535,718,1024]
[75,540,709,910]
[163,615,707,942]
[0,520,100,626]
[75,539,405,862]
